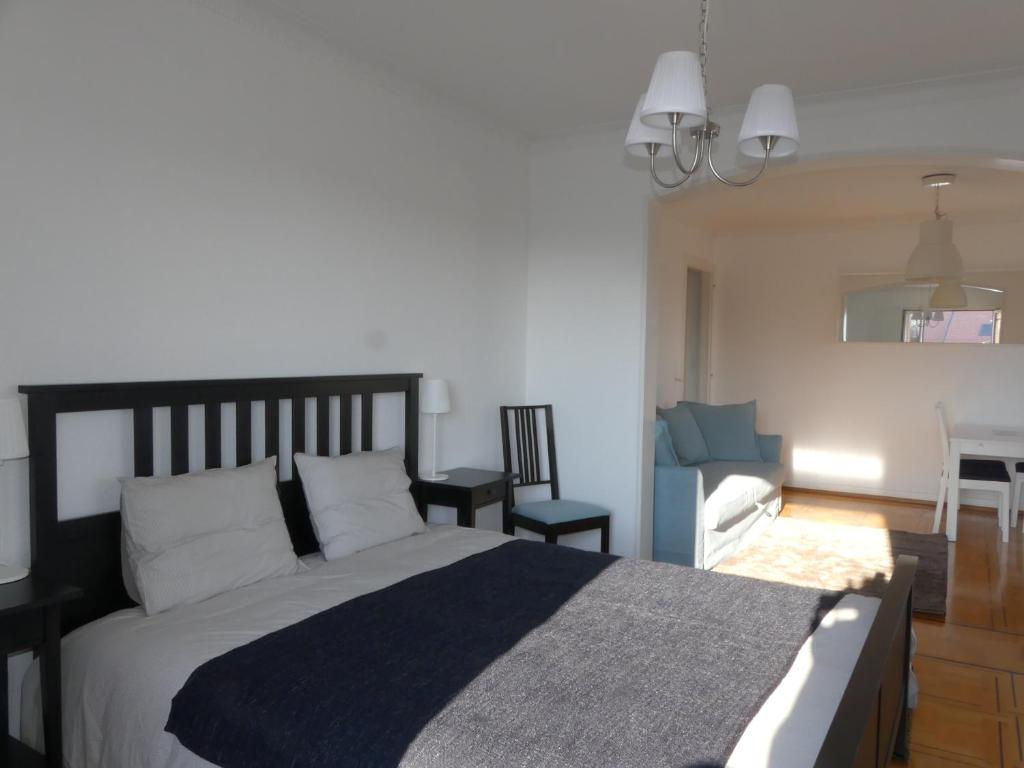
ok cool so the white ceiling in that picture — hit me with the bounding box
[671,160,1024,232]
[249,0,1024,138]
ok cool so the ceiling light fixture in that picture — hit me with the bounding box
[905,173,963,285]
[625,0,799,189]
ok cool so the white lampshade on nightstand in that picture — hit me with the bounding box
[420,380,451,482]
[0,398,29,584]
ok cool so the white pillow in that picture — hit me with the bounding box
[120,458,300,615]
[294,448,425,560]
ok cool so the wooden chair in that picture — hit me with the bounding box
[932,402,1011,541]
[500,405,611,553]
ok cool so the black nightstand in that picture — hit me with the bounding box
[414,468,517,529]
[0,577,81,768]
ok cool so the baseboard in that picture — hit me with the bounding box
[782,485,1004,513]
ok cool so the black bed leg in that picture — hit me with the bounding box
[600,520,610,554]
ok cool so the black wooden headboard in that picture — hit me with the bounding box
[18,374,421,634]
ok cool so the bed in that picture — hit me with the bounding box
[17,374,915,768]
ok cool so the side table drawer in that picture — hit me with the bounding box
[472,481,506,507]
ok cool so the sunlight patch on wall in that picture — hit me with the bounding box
[792,448,885,481]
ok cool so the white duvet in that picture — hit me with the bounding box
[23,525,880,768]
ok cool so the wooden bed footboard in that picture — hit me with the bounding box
[814,554,917,767]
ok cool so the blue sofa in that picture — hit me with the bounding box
[653,401,784,570]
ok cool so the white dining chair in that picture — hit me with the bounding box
[932,402,1011,542]
[1014,461,1024,532]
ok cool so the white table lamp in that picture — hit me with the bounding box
[420,379,451,482]
[0,398,30,584]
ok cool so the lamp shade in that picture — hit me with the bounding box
[0,399,28,461]
[906,218,963,283]
[625,95,673,157]
[737,84,799,158]
[640,51,707,129]
[420,379,451,415]
[931,280,967,309]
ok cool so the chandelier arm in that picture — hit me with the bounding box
[706,139,772,188]
[650,147,689,189]
[670,121,704,176]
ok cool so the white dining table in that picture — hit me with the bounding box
[945,423,1024,541]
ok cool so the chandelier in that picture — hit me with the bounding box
[625,0,799,189]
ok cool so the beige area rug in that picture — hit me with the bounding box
[716,516,949,616]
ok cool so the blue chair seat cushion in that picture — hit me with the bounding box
[512,499,610,525]
[959,459,1010,483]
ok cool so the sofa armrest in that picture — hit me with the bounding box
[653,465,704,568]
[757,433,783,463]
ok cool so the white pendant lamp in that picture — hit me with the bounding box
[906,219,963,283]
[626,0,799,189]
[906,174,963,284]
[930,280,968,309]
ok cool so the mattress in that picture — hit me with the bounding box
[22,525,880,768]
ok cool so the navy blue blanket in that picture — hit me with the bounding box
[166,539,841,768]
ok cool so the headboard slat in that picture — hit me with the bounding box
[340,394,353,455]
[236,400,252,466]
[19,373,422,634]
[133,407,154,476]
[170,405,189,475]
[316,396,330,456]
[204,403,222,469]
[291,397,306,474]
[264,399,279,466]
[361,393,373,451]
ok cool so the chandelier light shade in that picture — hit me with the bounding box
[737,85,800,158]
[626,95,674,157]
[625,0,799,189]
[639,52,707,129]
[906,218,963,284]
[931,280,968,309]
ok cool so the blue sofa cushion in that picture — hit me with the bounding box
[513,500,610,525]
[699,461,784,531]
[654,418,680,466]
[685,401,761,462]
[657,404,710,465]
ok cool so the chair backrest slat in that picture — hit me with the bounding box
[500,405,559,500]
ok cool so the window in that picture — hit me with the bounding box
[902,310,1002,344]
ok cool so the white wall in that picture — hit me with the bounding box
[525,131,650,556]
[710,220,1024,501]
[0,0,530,727]
[526,69,1024,558]
[649,209,713,407]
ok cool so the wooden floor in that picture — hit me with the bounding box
[782,490,1024,768]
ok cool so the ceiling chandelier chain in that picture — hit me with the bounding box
[624,0,800,189]
[699,0,710,117]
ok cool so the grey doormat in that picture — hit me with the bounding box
[716,516,948,616]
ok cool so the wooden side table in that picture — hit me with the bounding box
[0,577,81,767]
[414,468,516,529]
